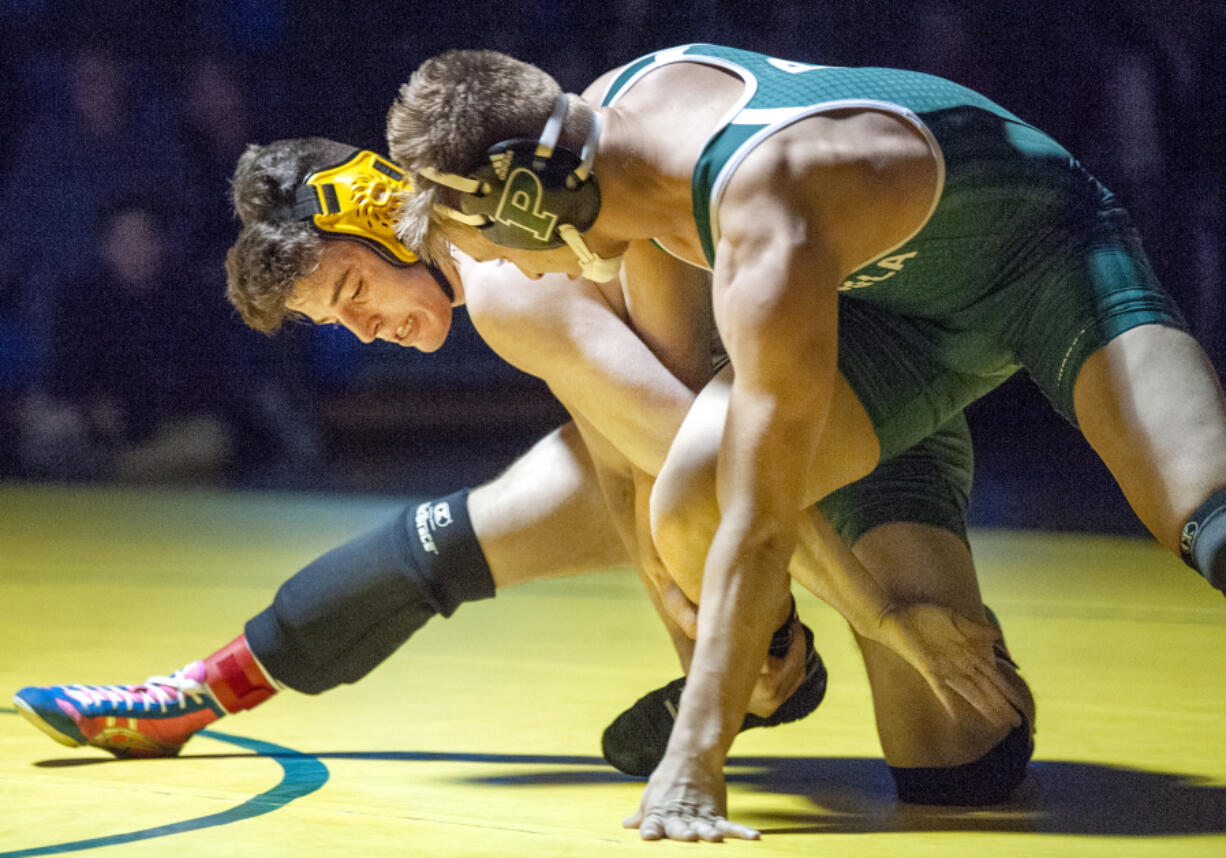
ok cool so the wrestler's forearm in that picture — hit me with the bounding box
[671,519,795,759]
[570,409,696,662]
[667,231,840,753]
[787,506,896,640]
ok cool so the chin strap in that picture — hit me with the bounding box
[558,224,623,282]
[425,262,454,301]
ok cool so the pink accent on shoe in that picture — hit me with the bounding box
[180,660,208,684]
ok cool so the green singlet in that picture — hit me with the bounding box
[601,43,1186,460]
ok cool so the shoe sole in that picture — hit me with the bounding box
[12,695,83,749]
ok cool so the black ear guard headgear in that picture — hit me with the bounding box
[421,94,622,282]
[293,149,452,299]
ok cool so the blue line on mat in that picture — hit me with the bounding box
[0,723,329,857]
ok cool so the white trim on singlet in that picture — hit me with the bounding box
[600,48,760,147]
[598,45,694,104]
[648,238,705,267]
[600,48,762,269]
[730,105,829,125]
[708,98,947,269]
[600,50,947,272]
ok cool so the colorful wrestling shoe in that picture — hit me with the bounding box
[13,635,278,758]
[601,622,827,777]
[13,662,225,758]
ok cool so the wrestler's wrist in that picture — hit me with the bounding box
[662,731,728,772]
[666,712,734,768]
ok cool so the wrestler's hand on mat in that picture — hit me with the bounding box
[877,603,1024,729]
[624,751,759,842]
[746,613,805,718]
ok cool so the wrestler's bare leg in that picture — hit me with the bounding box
[470,421,628,589]
[1073,325,1226,554]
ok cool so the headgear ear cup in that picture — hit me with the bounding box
[293,150,419,265]
[421,94,622,281]
[458,138,601,251]
[293,149,453,298]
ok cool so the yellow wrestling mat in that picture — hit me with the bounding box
[2,482,1224,857]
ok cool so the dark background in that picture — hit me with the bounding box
[1,0,1223,537]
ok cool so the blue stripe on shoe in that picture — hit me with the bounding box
[13,688,87,746]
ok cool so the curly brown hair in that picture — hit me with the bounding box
[386,49,592,263]
[224,137,354,332]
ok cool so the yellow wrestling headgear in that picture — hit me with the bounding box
[292,150,419,266]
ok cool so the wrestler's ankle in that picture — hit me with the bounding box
[203,635,280,714]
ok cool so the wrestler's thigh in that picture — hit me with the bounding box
[469,422,628,588]
[1073,324,1226,551]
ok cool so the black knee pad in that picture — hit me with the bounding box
[245,490,494,694]
[889,716,1033,805]
[1180,486,1226,595]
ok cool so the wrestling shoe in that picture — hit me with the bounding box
[13,662,225,758]
[601,622,827,777]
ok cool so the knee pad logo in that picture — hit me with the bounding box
[413,501,454,555]
[432,502,453,528]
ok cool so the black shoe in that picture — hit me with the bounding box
[601,623,827,777]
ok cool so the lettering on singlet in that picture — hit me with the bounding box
[840,251,918,291]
